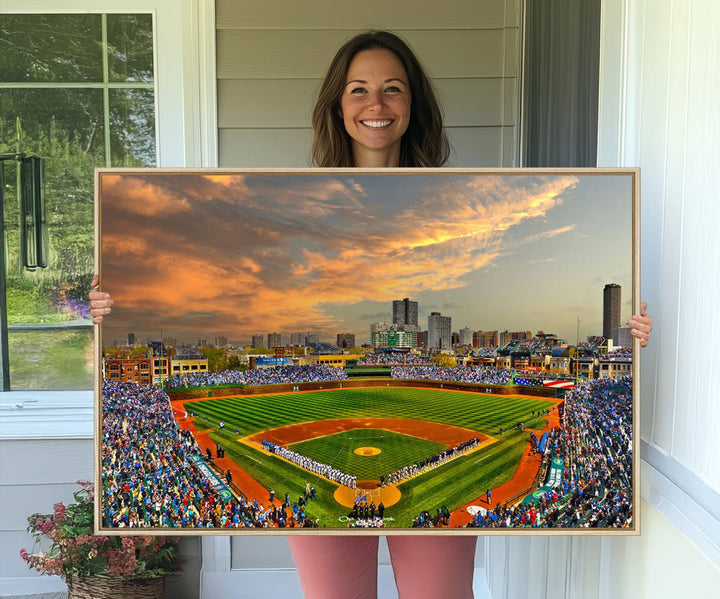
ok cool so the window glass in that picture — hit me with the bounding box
[107,14,154,83]
[109,88,156,166]
[9,330,94,390]
[0,13,156,390]
[0,15,103,82]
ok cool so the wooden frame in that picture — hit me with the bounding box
[94,167,639,535]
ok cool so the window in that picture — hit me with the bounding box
[0,13,156,390]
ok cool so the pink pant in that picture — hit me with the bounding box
[288,535,476,599]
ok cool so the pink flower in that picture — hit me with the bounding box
[121,536,135,550]
[34,518,54,535]
[53,503,66,522]
[19,548,29,562]
[106,547,137,576]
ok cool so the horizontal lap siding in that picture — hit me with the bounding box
[216,0,521,168]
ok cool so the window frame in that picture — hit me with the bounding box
[0,0,216,429]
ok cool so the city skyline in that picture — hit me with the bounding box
[100,171,635,346]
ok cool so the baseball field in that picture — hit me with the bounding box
[176,385,558,528]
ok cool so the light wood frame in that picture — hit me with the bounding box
[94,167,640,536]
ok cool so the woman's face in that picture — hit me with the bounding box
[340,48,411,167]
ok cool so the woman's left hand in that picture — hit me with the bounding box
[628,301,653,348]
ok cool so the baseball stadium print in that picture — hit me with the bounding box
[95,168,639,535]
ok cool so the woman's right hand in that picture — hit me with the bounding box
[89,274,113,324]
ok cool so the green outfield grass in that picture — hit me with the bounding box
[183,387,552,437]
[186,387,554,527]
[289,429,447,480]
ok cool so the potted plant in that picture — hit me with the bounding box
[20,481,182,599]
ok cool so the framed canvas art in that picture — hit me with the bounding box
[95,168,639,535]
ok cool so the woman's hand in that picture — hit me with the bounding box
[627,301,652,348]
[89,274,113,324]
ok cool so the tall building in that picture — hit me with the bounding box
[215,336,228,347]
[305,333,319,346]
[603,283,622,339]
[290,332,305,345]
[393,298,419,327]
[197,337,208,348]
[428,312,452,350]
[267,332,282,348]
[459,327,473,346]
[336,333,355,349]
[613,324,633,348]
[499,330,532,347]
[473,330,498,348]
[251,334,264,349]
[127,333,135,346]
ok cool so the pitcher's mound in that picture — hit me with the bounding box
[334,481,402,508]
[353,446,382,456]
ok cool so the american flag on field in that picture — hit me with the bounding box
[354,494,367,504]
[543,380,575,389]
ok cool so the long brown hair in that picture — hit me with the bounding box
[311,31,449,168]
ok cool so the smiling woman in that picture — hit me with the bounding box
[311,30,448,168]
[339,49,412,167]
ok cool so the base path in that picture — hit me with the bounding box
[449,403,562,526]
[173,411,272,506]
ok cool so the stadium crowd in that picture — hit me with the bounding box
[411,506,451,528]
[391,365,514,385]
[101,380,314,528]
[357,352,431,366]
[165,365,348,389]
[466,376,633,528]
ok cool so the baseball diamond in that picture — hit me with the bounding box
[174,385,559,527]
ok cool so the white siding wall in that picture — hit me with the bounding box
[487,0,720,597]
[216,0,522,168]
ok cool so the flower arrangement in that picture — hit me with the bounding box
[20,481,182,584]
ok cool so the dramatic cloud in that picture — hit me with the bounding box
[99,172,630,343]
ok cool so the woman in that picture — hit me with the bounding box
[90,31,653,599]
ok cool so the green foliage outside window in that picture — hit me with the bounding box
[0,13,155,389]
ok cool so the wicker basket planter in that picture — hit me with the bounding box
[67,575,164,599]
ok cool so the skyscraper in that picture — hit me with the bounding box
[267,332,282,348]
[603,284,621,339]
[290,332,305,345]
[392,298,418,327]
[428,312,452,350]
[251,334,264,349]
[473,330,498,348]
[459,327,473,346]
[336,333,355,349]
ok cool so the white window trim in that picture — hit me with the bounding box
[598,0,720,569]
[0,0,218,168]
[0,1,217,433]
